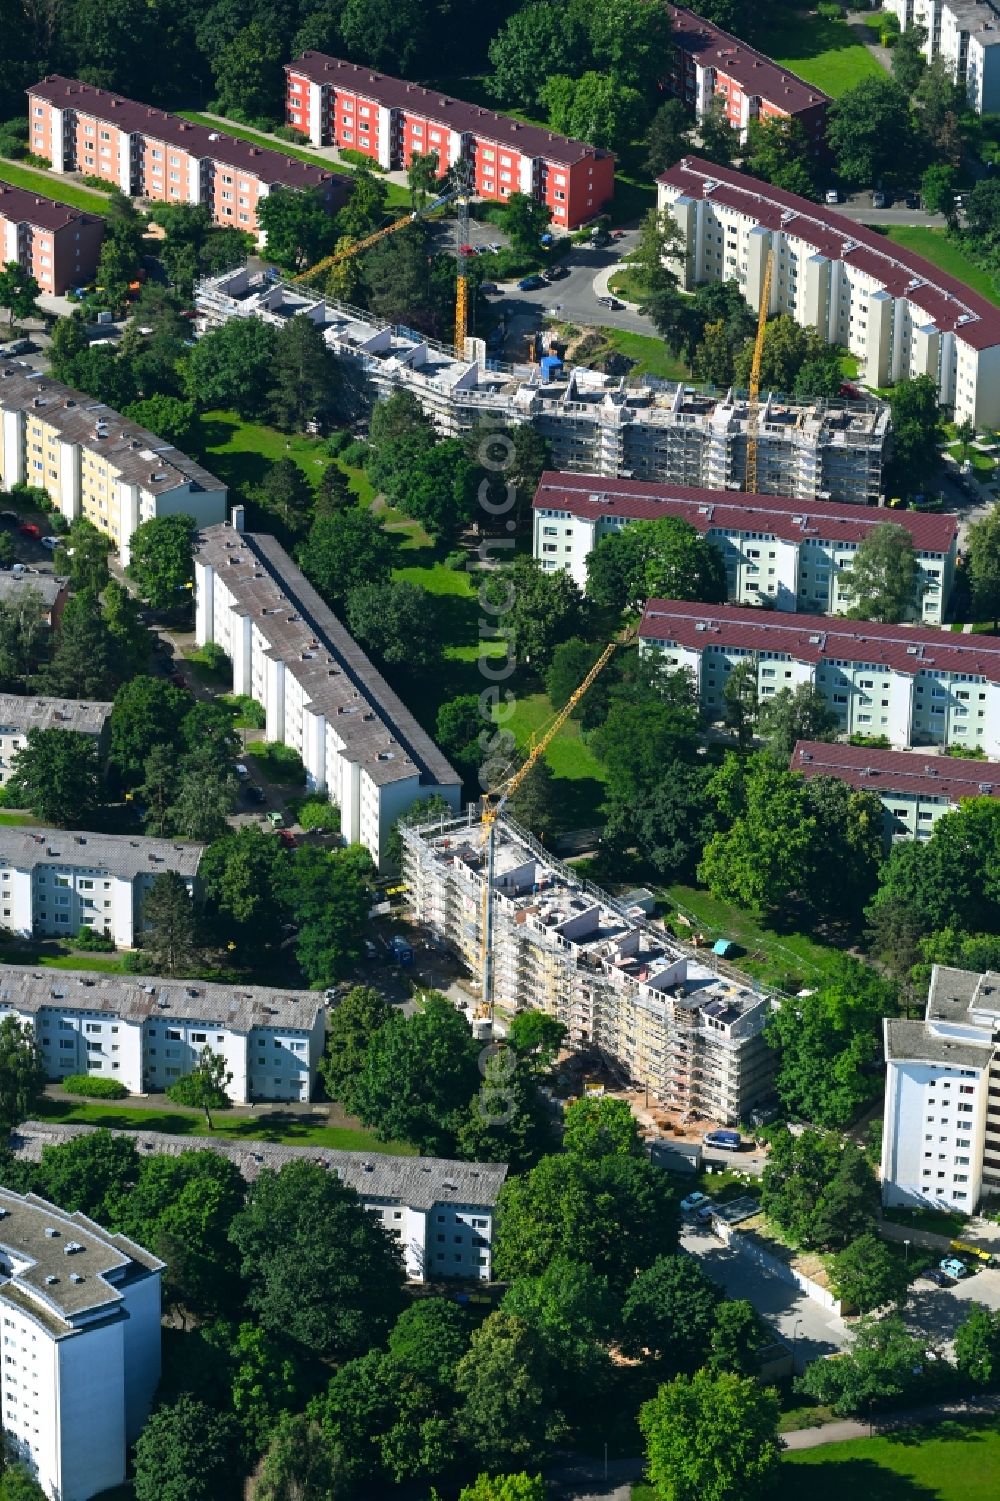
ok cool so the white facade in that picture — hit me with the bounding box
[884,0,1000,112]
[0,1189,162,1501]
[658,156,1000,429]
[0,968,325,1103]
[882,966,1000,1211]
[641,599,1000,753]
[195,521,461,870]
[0,827,202,948]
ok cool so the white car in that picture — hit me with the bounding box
[680,1191,710,1214]
[234,763,249,779]
[41,536,61,551]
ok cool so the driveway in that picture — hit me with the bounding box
[905,1265,1000,1352]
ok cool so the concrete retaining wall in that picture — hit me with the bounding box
[714,1220,843,1315]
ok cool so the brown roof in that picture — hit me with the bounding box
[286,52,613,168]
[791,739,1000,801]
[27,76,349,192]
[658,156,1000,351]
[533,471,958,554]
[668,5,830,115]
[639,599,1000,679]
[0,179,102,234]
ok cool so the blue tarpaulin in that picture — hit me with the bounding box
[713,939,735,957]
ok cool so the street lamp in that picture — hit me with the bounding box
[791,1317,804,1373]
[903,1238,911,1265]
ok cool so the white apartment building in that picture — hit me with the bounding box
[882,965,1000,1212]
[640,599,1000,753]
[13,1121,508,1283]
[0,827,203,948]
[0,969,325,1103]
[791,739,1000,842]
[0,696,112,787]
[0,1188,162,1501]
[196,268,891,506]
[402,810,776,1125]
[194,520,461,870]
[658,156,1000,428]
[884,0,1000,113]
[0,361,226,563]
[533,471,957,624]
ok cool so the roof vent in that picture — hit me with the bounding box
[45,1274,58,1285]
[70,1273,84,1284]
[44,1226,59,1238]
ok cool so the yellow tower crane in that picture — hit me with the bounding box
[744,247,774,495]
[477,628,635,1021]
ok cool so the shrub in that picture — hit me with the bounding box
[75,925,116,952]
[339,147,387,172]
[220,693,266,728]
[847,732,892,749]
[294,794,341,832]
[63,1074,129,1100]
[273,124,310,145]
[199,641,231,675]
[121,948,148,974]
[245,740,306,784]
[0,118,28,158]
[444,549,468,571]
[80,175,115,193]
[325,430,350,457]
[340,439,369,468]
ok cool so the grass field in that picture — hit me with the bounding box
[876,226,1000,306]
[0,812,36,826]
[0,157,110,214]
[601,328,688,380]
[662,883,851,992]
[194,411,374,504]
[783,1419,1000,1500]
[753,7,887,96]
[35,1095,415,1155]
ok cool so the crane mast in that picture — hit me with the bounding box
[744,247,774,495]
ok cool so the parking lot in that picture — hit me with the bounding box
[905,1262,1000,1350]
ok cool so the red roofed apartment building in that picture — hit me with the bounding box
[666,4,830,145]
[284,52,614,230]
[657,156,1000,428]
[640,599,1000,754]
[532,470,957,624]
[0,180,103,295]
[791,738,1000,842]
[27,77,351,242]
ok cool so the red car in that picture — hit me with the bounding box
[169,671,187,689]
[278,829,297,848]
[459,243,476,256]
[18,523,40,539]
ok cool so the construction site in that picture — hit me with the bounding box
[401,809,777,1127]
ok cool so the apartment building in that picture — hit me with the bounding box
[194,519,461,869]
[0,695,112,787]
[197,267,891,504]
[0,1188,161,1501]
[640,599,1000,753]
[0,827,203,948]
[27,76,350,240]
[0,180,102,296]
[532,471,956,623]
[667,4,829,144]
[14,1121,507,1283]
[882,965,1000,1212]
[402,810,776,1125]
[0,362,226,562]
[884,0,1000,113]
[285,52,614,230]
[658,156,1000,428]
[0,968,323,1103]
[0,572,69,627]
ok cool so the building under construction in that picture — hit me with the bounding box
[196,268,890,505]
[402,810,776,1125]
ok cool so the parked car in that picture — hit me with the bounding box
[1,338,31,357]
[266,810,284,829]
[0,511,18,527]
[872,189,887,208]
[905,192,920,208]
[680,1191,710,1214]
[479,282,499,294]
[939,1257,968,1279]
[241,783,266,805]
[233,763,249,779]
[41,536,61,551]
[545,264,570,280]
[364,939,379,959]
[18,523,40,539]
[278,828,297,848]
[824,188,839,204]
[704,1129,743,1150]
[459,243,476,256]
[597,294,624,310]
[517,274,546,291]
[485,241,503,254]
[923,1268,954,1288]
[168,671,187,689]
[695,1203,717,1223]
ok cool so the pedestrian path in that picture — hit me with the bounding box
[783,1392,1000,1450]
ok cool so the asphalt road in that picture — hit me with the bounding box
[832,194,947,229]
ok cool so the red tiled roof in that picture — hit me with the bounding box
[533,471,958,554]
[791,739,1000,802]
[657,156,1000,351]
[639,599,1000,679]
[0,179,101,232]
[286,53,613,168]
[27,76,347,191]
[667,5,829,115]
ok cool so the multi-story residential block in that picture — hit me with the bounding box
[0,695,112,786]
[0,968,324,1103]
[0,827,202,948]
[0,181,103,296]
[667,4,830,144]
[194,519,461,869]
[285,52,614,230]
[27,76,350,240]
[0,1187,161,1501]
[14,1121,507,1283]
[0,571,69,627]
[883,0,1000,113]
[658,156,1000,428]
[402,810,776,1125]
[640,599,1000,753]
[197,267,891,504]
[532,471,956,623]
[0,361,226,562]
[791,738,1000,841]
[882,965,1000,1212]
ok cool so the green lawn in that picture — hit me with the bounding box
[662,883,851,992]
[782,1420,1000,1500]
[0,811,36,826]
[35,1095,415,1154]
[881,1203,969,1237]
[876,226,1000,305]
[753,6,887,96]
[194,410,372,503]
[0,158,111,214]
[38,954,128,973]
[946,442,996,473]
[504,690,608,829]
[601,329,688,381]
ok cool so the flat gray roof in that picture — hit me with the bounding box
[0,694,112,738]
[927,964,1000,1026]
[0,968,322,1033]
[198,525,460,791]
[12,1122,508,1210]
[884,1017,992,1068]
[0,827,203,880]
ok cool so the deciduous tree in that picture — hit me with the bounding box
[346,580,442,669]
[299,507,396,604]
[319,984,393,1111]
[6,728,100,826]
[841,522,920,623]
[133,1395,241,1501]
[128,514,196,609]
[0,1015,44,1134]
[563,1095,643,1160]
[639,1369,781,1501]
[622,1255,722,1373]
[110,675,189,780]
[586,517,726,615]
[140,870,199,976]
[830,1232,910,1313]
[757,683,838,760]
[0,261,39,328]
[257,186,336,272]
[966,505,1000,630]
[826,76,920,187]
[185,319,279,420]
[455,1313,559,1471]
[797,1313,929,1414]
[955,1302,1000,1385]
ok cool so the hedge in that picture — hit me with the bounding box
[62,1074,129,1100]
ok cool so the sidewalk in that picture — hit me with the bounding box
[193,111,411,191]
[783,1392,1000,1450]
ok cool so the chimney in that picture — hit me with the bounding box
[231,504,246,533]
